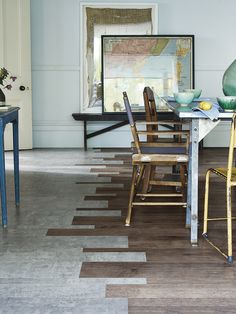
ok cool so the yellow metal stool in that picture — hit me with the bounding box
[203,113,236,263]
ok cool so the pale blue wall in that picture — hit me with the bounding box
[31,0,236,148]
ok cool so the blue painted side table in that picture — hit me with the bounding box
[0,107,20,227]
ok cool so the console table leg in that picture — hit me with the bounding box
[84,120,87,151]
[0,129,7,227]
[13,118,20,208]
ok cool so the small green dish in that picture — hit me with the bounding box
[173,92,195,106]
[217,96,236,112]
[184,88,202,99]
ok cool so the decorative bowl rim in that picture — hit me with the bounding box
[217,96,236,101]
[173,91,195,97]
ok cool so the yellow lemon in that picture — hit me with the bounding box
[199,101,212,111]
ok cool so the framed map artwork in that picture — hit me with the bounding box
[102,35,194,113]
[79,3,158,113]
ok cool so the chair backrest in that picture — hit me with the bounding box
[227,113,236,183]
[143,86,183,143]
[143,86,158,124]
[123,91,189,156]
[123,91,141,153]
[143,87,158,141]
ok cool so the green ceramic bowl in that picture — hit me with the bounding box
[173,92,195,106]
[184,88,202,99]
[217,96,236,112]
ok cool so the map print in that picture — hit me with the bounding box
[102,36,193,113]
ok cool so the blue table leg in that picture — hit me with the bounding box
[13,116,20,207]
[0,126,7,227]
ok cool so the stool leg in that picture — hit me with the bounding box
[226,185,233,263]
[203,170,211,236]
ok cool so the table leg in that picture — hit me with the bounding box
[186,144,191,228]
[13,117,20,207]
[0,128,7,227]
[84,120,87,151]
[190,119,199,245]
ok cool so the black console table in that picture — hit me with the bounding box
[72,112,174,150]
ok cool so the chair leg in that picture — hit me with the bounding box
[180,164,186,204]
[125,165,138,226]
[147,165,156,192]
[226,186,233,263]
[203,170,211,236]
[141,165,152,197]
[136,165,144,187]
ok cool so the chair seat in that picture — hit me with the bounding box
[140,146,187,154]
[132,153,188,164]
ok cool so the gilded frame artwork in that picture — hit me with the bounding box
[79,2,158,113]
[102,35,194,114]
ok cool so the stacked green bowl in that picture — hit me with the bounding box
[184,88,202,99]
[217,96,236,112]
[173,92,195,106]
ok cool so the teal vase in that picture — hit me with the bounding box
[0,88,6,106]
[223,59,236,96]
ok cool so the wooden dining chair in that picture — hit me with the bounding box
[123,91,190,226]
[142,86,189,195]
[202,113,236,263]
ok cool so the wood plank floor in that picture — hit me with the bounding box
[47,147,236,313]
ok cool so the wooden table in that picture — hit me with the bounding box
[168,100,232,245]
[0,107,20,227]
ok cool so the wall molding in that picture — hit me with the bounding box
[32,65,80,71]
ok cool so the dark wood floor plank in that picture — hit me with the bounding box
[72,216,123,225]
[80,261,234,280]
[75,207,122,211]
[96,187,127,192]
[83,195,118,201]
[128,298,236,314]
[47,227,190,237]
[72,216,186,227]
[106,282,236,298]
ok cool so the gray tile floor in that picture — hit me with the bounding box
[0,149,145,314]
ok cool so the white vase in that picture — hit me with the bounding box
[0,88,6,106]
